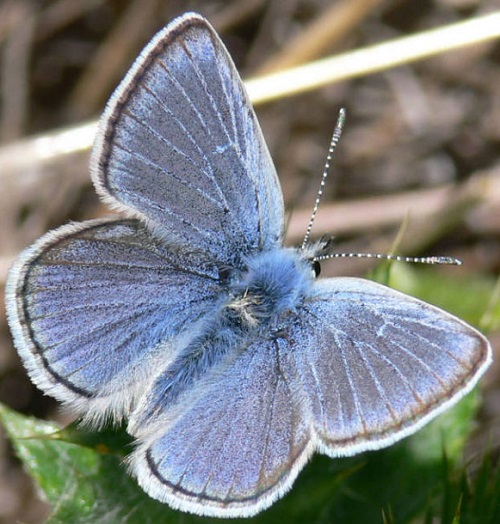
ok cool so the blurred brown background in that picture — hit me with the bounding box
[0,0,499,522]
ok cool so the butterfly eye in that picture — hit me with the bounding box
[312,260,321,277]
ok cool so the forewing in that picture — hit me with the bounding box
[292,278,491,456]
[91,13,284,267]
[130,335,312,518]
[6,219,222,421]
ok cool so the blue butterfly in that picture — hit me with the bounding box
[6,12,492,518]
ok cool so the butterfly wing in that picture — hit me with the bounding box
[7,13,285,421]
[91,12,284,267]
[6,219,223,421]
[291,278,491,456]
[130,333,313,518]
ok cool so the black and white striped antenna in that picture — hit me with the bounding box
[301,108,462,267]
[301,108,346,251]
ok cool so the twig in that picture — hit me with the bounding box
[0,1,35,142]
[246,11,500,103]
[36,0,106,41]
[67,0,163,118]
[257,0,385,74]
[212,0,267,32]
[285,168,500,245]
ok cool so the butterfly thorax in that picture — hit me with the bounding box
[226,248,314,329]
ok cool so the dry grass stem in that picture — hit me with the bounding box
[257,0,385,74]
[247,11,500,104]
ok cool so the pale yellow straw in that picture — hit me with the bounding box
[246,11,500,104]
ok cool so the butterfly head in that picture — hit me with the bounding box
[300,235,337,278]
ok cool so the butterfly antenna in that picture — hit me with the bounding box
[301,108,346,251]
[315,251,462,266]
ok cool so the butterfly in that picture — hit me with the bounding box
[6,12,492,518]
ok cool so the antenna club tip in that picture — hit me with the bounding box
[429,256,463,266]
[337,108,346,125]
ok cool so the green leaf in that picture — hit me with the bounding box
[0,403,173,524]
